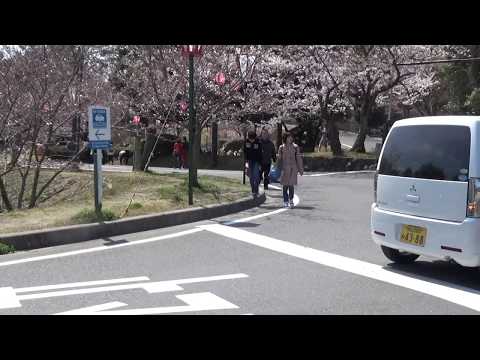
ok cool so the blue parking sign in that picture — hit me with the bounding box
[92,108,107,129]
[88,106,111,144]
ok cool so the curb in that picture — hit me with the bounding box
[0,193,266,251]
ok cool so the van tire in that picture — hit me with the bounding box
[380,246,420,264]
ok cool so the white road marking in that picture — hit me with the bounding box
[0,228,203,268]
[15,276,150,293]
[224,185,299,225]
[200,224,480,313]
[56,292,239,315]
[225,208,288,225]
[56,301,128,315]
[172,273,248,285]
[341,143,353,149]
[304,170,375,177]
[17,282,180,301]
[0,287,21,309]
[0,273,248,310]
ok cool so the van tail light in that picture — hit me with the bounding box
[374,170,379,203]
[467,178,480,217]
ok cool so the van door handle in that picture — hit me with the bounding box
[406,194,420,203]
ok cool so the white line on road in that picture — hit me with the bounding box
[0,228,203,268]
[16,281,181,301]
[224,185,299,225]
[0,287,21,309]
[56,292,239,315]
[200,224,480,313]
[341,143,353,149]
[304,170,375,177]
[0,273,248,309]
[15,276,150,294]
[56,301,128,315]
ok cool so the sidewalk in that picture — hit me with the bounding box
[79,164,243,179]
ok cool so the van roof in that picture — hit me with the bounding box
[394,116,480,127]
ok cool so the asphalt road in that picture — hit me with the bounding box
[1,171,479,315]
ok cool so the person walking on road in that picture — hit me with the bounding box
[244,130,263,198]
[278,132,303,208]
[173,137,184,169]
[181,137,188,168]
[260,128,276,190]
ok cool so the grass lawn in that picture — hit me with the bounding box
[303,150,378,160]
[0,170,250,235]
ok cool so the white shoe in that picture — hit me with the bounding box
[283,202,289,208]
[289,201,294,209]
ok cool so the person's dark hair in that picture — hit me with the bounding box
[282,132,293,144]
[247,130,257,140]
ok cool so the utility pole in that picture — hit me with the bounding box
[188,52,195,205]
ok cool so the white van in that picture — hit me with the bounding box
[371,116,480,267]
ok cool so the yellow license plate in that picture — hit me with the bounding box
[400,225,427,247]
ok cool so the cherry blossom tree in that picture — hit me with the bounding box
[244,45,350,154]
[339,45,446,152]
[0,45,119,211]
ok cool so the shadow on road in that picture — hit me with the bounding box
[384,260,480,293]
[102,238,130,246]
[292,206,316,210]
[258,205,283,210]
[228,222,261,228]
[266,194,283,199]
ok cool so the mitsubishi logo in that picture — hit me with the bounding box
[410,185,416,192]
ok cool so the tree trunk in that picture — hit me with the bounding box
[141,132,156,171]
[192,125,201,187]
[326,118,342,156]
[351,104,370,153]
[0,176,13,211]
[17,172,28,209]
[211,122,218,167]
[276,122,283,149]
[467,45,480,89]
[28,165,42,208]
[133,134,144,172]
[351,117,368,153]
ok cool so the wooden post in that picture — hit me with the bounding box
[242,131,246,185]
[212,122,218,167]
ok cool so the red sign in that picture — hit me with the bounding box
[179,100,188,112]
[181,45,204,57]
[132,115,140,125]
[214,72,226,85]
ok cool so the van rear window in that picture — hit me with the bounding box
[379,125,470,182]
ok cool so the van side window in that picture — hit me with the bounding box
[379,125,470,182]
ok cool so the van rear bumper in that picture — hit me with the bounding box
[371,203,480,267]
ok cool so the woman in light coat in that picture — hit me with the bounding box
[277,132,303,208]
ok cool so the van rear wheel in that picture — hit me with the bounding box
[381,246,420,264]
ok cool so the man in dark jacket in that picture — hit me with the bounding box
[260,128,276,190]
[244,130,262,197]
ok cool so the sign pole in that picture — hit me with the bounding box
[94,149,103,215]
[188,53,195,206]
[88,105,110,217]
